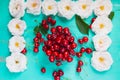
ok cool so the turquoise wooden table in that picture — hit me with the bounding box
[0,0,120,80]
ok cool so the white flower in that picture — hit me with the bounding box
[9,36,26,53]
[9,0,25,18]
[91,51,113,72]
[92,16,112,35]
[93,35,112,51]
[26,0,41,15]
[42,0,57,16]
[94,0,112,16]
[8,18,26,36]
[6,53,27,72]
[74,0,93,18]
[57,0,75,19]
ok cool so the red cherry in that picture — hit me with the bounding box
[86,48,92,54]
[89,24,92,29]
[47,40,52,46]
[67,56,73,62]
[92,18,96,22]
[76,67,81,72]
[53,71,57,77]
[54,75,60,80]
[56,61,61,66]
[78,39,83,44]
[36,32,42,38]
[51,20,56,25]
[42,46,47,52]
[41,67,46,73]
[43,24,49,29]
[50,46,55,52]
[55,37,62,43]
[56,26,62,32]
[42,20,47,25]
[51,27,56,33]
[53,51,59,56]
[47,34,52,40]
[66,45,71,50]
[47,16,52,23]
[80,47,85,53]
[58,70,64,76]
[70,49,76,56]
[63,40,68,47]
[34,37,39,43]
[21,48,27,54]
[40,38,44,43]
[58,53,63,59]
[34,42,40,47]
[60,48,66,53]
[49,55,55,62]
[76,52,82,58]
[82,36,88,42]
[69,36,74,43]
[78,60,83,66]
[34,47,39,53]
[63,51,69,58]
[46,50,52,56]
[71,42,77,49]
[54,44,59,51]
[63,27,69,34]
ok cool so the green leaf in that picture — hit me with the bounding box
[39,25,48,35]
[34,26,40,34]
[75,15,89,35]
[109,11,114,20]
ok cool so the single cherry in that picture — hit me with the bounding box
[76,52,82,58]
[80,47,85,53]
[41,67,46,73]
[82,36,88,42]
[78,39,83,44]
[21,48,27,54]
[78,60,83,66]
[36,32,42,38]
[86,48,92,54]
[76,67,81,72]
[34,47,39,53]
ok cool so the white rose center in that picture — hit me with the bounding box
[99,5,105,11]
[48,5,53,10]
[65,5,71,11]
[32,2,37,8]
[99,24,104,29]
[98,57,105,63]
[15,24,20,29]
[82,4,87,10]
[15,42,20,47]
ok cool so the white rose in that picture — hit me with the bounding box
[9,0,25,18]
[6,53,27,72]
[9,36,26,53]
[91,51,113,72]
[8,18,26,36]
[26,0,41,15]
[57,0,75,20]
[42,0,57,16]
[93,35,112,51]
[94,0,112,16]
[74,0,93,18]
[92,16,112,35]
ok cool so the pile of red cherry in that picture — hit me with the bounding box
[52,70,64,80]
[42,17,56,29]
[33,32,44,53]
[43,26,77,66]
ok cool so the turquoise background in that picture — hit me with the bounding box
[0,0,120,80]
